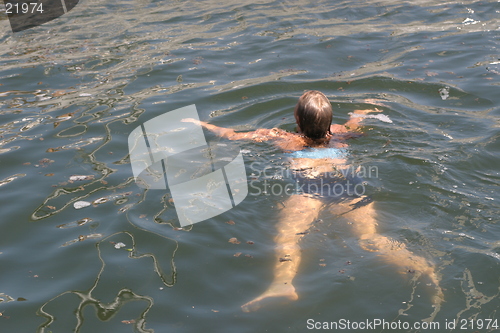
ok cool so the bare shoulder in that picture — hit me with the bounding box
[271,128,307,151]
[330,124,348,134]
[252,128,305,151]
[247,128,292,141]
[330,123,365,141]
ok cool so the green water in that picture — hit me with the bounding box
[1,0,499,332]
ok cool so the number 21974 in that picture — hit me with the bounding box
[5,2,44,14]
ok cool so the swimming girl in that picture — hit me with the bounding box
[183,90,442,314]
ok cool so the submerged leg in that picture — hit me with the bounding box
[241,194,323,312]
[338,198,443,309]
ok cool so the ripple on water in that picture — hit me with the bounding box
[0,0,499,331]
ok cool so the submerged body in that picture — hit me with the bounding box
[183,91,442,316]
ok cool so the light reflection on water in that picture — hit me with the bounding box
[0,0,499,332]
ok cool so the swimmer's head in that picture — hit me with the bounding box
[294,90,332,140]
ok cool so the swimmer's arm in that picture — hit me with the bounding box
[181,118,277,141]
[343,108,382,131]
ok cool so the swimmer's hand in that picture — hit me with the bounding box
[181,118,236,138]
[181,118,202,125]
[352,108,383,115]
[345,108,391,130]
[348,110,392,123]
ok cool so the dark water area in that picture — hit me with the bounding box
[1,0,499,332]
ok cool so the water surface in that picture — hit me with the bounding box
[1,0,499,332]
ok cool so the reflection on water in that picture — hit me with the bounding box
[1,0,499,331]
[38,231,177,332]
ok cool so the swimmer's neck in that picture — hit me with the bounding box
[295,127,332,146]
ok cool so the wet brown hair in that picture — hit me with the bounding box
[294,90,332,140]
